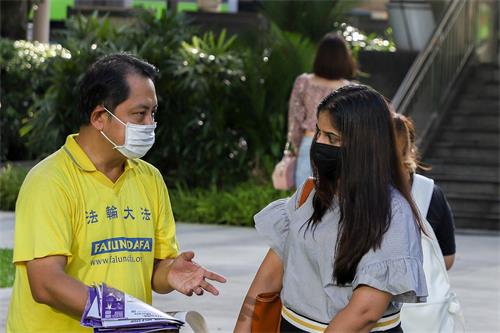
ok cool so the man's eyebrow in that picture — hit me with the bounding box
[131,104,158,110]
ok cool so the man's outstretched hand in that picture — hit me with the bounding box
[167,251,227,296]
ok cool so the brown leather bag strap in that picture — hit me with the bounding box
[298,177,315,208]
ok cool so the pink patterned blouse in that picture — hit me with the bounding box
[288,73,350,151]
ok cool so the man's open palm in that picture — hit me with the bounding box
[167,251,226,296]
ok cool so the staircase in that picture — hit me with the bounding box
[423,63,500,230]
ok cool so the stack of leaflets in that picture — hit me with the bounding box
[81,283,184,333]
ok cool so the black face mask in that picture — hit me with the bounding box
[311,142,341,179]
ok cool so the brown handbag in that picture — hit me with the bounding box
[251,178,315,332]
[251,292,282,333]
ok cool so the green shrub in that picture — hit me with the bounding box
[334,23,396,59]
[17,11,193,160]
[238,25,316,176]
[261,0,358,42]
[4,9,344,190]
[158,29,248,187]
[163,25,316,186]
[0,249,15,288]
[0,164,29,210]
[19,13,139,158]
[0,39,69,161]
[14,10,318,189]
[170,180,292,226]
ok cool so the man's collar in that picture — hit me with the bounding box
[63,134,137,172]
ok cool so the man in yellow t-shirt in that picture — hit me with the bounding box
[7,54,226,333]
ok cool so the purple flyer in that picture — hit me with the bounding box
[81,283,184,332]
[101,283,125,320]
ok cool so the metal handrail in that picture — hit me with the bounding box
[392,0,478,144]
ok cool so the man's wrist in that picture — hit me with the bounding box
[152,258,175,294]
[80,286,95,325]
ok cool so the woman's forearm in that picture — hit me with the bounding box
[326,285,391,333]
[233,249,283,333]
[325,306,378,333]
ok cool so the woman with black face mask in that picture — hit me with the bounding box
[234,85,428,333]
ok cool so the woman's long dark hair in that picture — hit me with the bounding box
[308,85,423,285]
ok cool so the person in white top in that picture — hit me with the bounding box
[393,113,456,269]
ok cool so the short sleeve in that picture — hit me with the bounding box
[13,171,73,262]
[254,198,290,259]
[153,172,179,260]
[426,184,456,256]
[352,192,428,304]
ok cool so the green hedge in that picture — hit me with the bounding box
[0,10,313,188]
[0,164,29,211]
[170,180,292,226]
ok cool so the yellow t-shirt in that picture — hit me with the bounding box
[7,134,179,333]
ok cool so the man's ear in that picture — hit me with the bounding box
[89,106,107,131]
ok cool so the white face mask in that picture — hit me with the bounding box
[100,107,156,159]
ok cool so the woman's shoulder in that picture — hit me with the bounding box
[431,183,447,203]
[294,73,311,85]
[388,187,418,231]
[389,187,411,211]
[307,74,352,90]
[289,73,310,95]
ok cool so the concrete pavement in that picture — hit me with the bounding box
[1,212,500,332]
[0,212,14,248]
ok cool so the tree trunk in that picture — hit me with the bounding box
[33,0,51,43]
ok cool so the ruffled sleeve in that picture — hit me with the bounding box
[352,191,428,303]
[254,198,290,259]
[353,257,427,303]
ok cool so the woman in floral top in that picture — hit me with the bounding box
[289,33,356,187]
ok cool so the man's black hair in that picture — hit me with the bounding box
[77,53,159,125]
